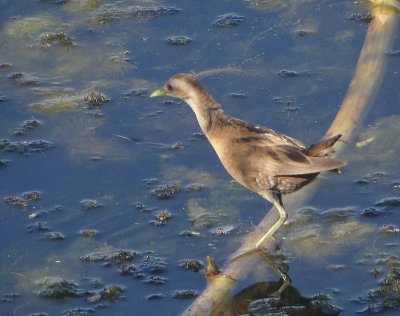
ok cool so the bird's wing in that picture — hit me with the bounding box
[227,116,307,149]
[232,136,345,177]
[265,144,346,176]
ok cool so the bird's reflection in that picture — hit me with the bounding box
[217,251,340,316]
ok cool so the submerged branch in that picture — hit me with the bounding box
[183,4,398,316]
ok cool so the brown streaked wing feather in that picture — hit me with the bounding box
[230,141,345,178]
[222,115,307,149]
[233,132,306,149]
[264,145,346,176]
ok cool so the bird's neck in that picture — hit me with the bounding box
[185,91,222,135]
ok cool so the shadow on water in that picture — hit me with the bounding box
[0,0,400,315]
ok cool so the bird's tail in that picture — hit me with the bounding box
[304,134,342,157]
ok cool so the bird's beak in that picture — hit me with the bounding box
[150,88,165,98]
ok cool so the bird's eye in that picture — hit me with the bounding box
[165,83,173,92]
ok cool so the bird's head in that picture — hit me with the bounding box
[150,73,200,101]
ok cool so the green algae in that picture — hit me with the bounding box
[82,0,103,11]
[30,88,107,113]
[31,97,80,113]
[4,17,53,36]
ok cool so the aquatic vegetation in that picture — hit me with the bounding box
[123,87,148,98]
[119,254,168,278]
[354,268,400,314]
[83,248,134,265]
[92,3,181,24]
[135,202,157,212]
[46,231,65,240]
[119,263,144,278]
[92,11,116,24]
[108,50,135,71]
[361,207,385,217]
[4,17,53,36]
[183,183,204,192]
[128,6,181,18]
[221,283,342,316]
[349,12,374,23]
[0,139,53,154]
[84,89,108,106]
[63,307,95,316]
[40,32,74,47]
[276,69,299,78]
[179,229,201,237]
[213,13,244,27]
[35,277,80,298]
[151,182,181,199]
[355,172,387,185]
[146,293,166,300]
[35,277,124,306]
[381,225,400,233]
[293,28,315,37]
[4,195,28,208]
[85,108,104,117]
[245,0,286,11]
[27,221,50,232]
[209,225,236,236]
[142,276,167,285]
[374,197,400,208]
[86,284,124,303]
[30,97,80,113]
[179,259,204,273]
[167,36,192,46]
[22,191,42,201]
[79,229,98,237]
[28,205,63,219]
[80,199,102,210]
[7,72,40,86]
[32,88,106,113]
[141,255,167,274]
[171,289,198,299]
[82,0,103,11]
[82,250,169,286]
[150,209,172,226]
[14,119,42,136]
[0,63,12,69]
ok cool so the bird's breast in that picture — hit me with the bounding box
[207,136,252,188]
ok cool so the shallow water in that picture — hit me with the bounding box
[1,0,400,315]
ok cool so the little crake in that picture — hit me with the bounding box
[150,73,346,248]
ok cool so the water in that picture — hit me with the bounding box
[1,0,400,315]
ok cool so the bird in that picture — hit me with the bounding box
[150,73,346,249]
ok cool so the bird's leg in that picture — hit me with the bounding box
[269,258,291,297]
[256,193,288,249]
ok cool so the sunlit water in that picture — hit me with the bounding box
[1,0,400,315]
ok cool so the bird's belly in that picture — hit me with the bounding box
[273,174,318,194]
